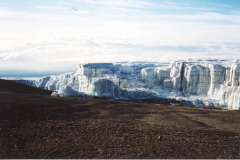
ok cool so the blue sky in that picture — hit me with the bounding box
[0,0,240,76]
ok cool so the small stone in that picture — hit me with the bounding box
[158,135,163,141]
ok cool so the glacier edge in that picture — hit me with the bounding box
[12,60,240,110]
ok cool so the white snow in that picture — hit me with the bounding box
[10,59,240,110]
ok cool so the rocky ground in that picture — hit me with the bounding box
[0,79,52,95]
[0,91,240,159]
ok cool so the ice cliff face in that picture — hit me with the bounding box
[13,60,240,110]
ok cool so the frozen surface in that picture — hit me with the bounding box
[12,59,240,110]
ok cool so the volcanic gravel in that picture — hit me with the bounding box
[0,79,53,95]
[0,92,240,159]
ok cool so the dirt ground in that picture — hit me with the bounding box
[0,79,52,95]
[0,92,240,159]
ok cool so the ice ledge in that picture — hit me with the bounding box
[12,59,240,110]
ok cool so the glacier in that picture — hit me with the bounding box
[12,59,240,110]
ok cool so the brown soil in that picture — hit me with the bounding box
[0,92,240,159]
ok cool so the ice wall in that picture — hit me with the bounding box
[13,60,240,110]
[168,60,240,110]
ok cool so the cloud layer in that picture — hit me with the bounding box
[0,0,240,76]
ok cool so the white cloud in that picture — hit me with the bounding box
[82,0,152,8]
[36,5,58,10]
[0,36,239,72]
[0,2,240,74]
[156,12,240,23]
[82,0,216,11]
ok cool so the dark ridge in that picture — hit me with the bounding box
[0,79,53,95]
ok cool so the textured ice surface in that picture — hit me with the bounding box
[12,59,240,110]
